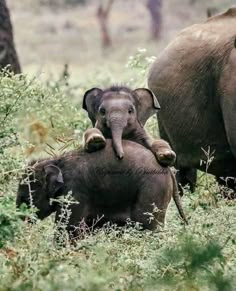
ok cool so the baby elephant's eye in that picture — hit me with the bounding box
[99,107,106,115]
[128,107,134,114]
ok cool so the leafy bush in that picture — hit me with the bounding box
[0,53,235,290]
[153,234,234,290]
[0,70,90,174]
[0,195,25,248]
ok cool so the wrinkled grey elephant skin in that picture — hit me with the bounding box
[148,7,236,190]
[17,140,187,240]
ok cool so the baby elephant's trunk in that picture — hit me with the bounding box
[107,116,126,159]
[111,127,124,159]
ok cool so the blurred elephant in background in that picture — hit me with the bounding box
[148,7,236,193]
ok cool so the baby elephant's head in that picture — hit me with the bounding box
[16,163,64,220]
[83,86,160,159]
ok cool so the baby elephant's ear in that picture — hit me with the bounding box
[82,88,103,126]
[44,164,64,197]
[133,88,160,126]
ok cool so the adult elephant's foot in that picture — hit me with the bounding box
[83,128,106,153]
[176,167,197,196]
[151,139,176,166]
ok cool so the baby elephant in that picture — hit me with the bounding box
[17,140,187,240]
[82,86,175,166]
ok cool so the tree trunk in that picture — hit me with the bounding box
[96,0,114,48]
[0,0,21,73]
[146,0,162,40]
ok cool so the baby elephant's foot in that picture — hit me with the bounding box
[83,128,106,153]
[157,150,176,166]
[151,140,176,166]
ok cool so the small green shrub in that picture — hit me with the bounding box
[0,52,235,290]
[0,194,33,248]
[151,233,234,291]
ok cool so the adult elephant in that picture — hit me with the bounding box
[148,7,236,192]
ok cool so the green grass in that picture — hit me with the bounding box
[0,50,236,290]
[1,1,236,288]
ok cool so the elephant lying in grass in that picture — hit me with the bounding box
[148,7,236,193]
[17,139,187,240]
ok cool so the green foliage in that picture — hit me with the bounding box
[0,53,235,290]
[154,234,233,290]
[0,69,89,175]
[0,194,33,248]
[0,196,20,248]
[126,48,156,88]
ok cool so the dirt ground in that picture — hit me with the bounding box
[8,0,234,80]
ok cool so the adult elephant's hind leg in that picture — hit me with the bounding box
[158,118,197,195]
[219,46,236,192]
[220,45,236,161]
[176,167,197,196]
